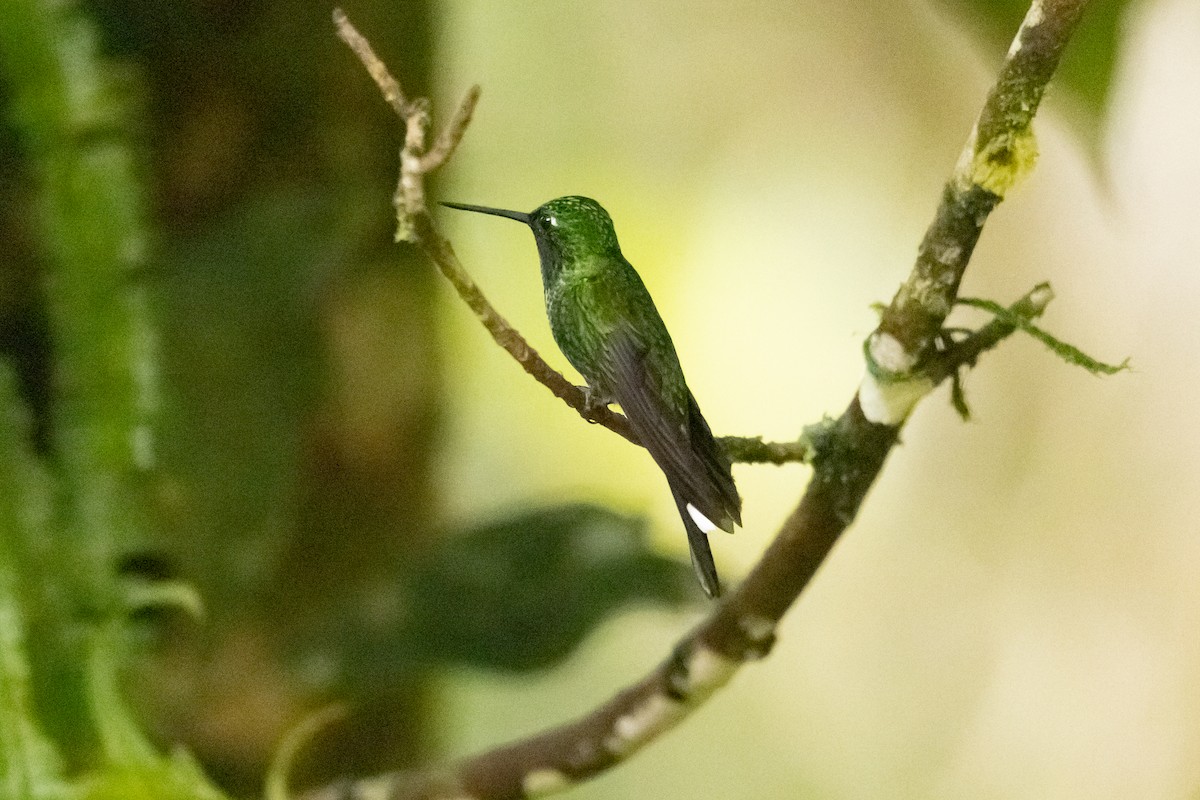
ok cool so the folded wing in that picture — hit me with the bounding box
[601,327,742,596]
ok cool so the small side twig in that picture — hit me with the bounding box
[333,9,407,117]
[421,85,481,172]
[718,435,814,465]
[929,283,1056,382]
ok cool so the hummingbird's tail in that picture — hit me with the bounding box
[602,331,741,598]
[671,486,721,599]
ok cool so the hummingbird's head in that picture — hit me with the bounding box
[527,196,621,262]
[442,196,622,282]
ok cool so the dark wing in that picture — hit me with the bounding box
[682,388,742,528]
[601,329,740,598]
[602,328,740,531]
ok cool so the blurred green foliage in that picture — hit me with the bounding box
[0,0,226,795]
[404,504,696,672]
[296,504,699,685]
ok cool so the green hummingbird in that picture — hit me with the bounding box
[442,195,742,598]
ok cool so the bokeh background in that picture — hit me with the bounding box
[3,0,1199,798]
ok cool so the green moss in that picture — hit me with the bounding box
[969,124,1040,197]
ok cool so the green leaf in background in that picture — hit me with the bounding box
[79,749,227,800]
[298,504,700,685]
[0,0,163,766]
[405,504,699,672]
[935,0,1131,151]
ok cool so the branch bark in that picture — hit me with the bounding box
[308,2,1090,798]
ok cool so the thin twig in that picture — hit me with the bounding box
[421,85,482,172]
[313,2,1090,798]
[333,8,408,118]
[929,283,1056,381]
[332,6,638,444]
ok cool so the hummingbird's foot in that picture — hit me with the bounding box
[579,385,613,420]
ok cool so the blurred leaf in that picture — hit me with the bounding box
[300,504,699,684]
[406,504,698,672]
[935,0,1131,149]
[0,0,161,582]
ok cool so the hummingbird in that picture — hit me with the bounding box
[442,196,741,598]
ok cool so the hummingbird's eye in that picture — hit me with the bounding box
[545,215,558,228]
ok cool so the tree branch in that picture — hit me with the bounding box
[310,2,1090,798]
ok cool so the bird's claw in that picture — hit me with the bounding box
[579,386,612,421]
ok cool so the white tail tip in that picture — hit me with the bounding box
[686,503,718,534]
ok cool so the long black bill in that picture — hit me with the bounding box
[441,201,530,225]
